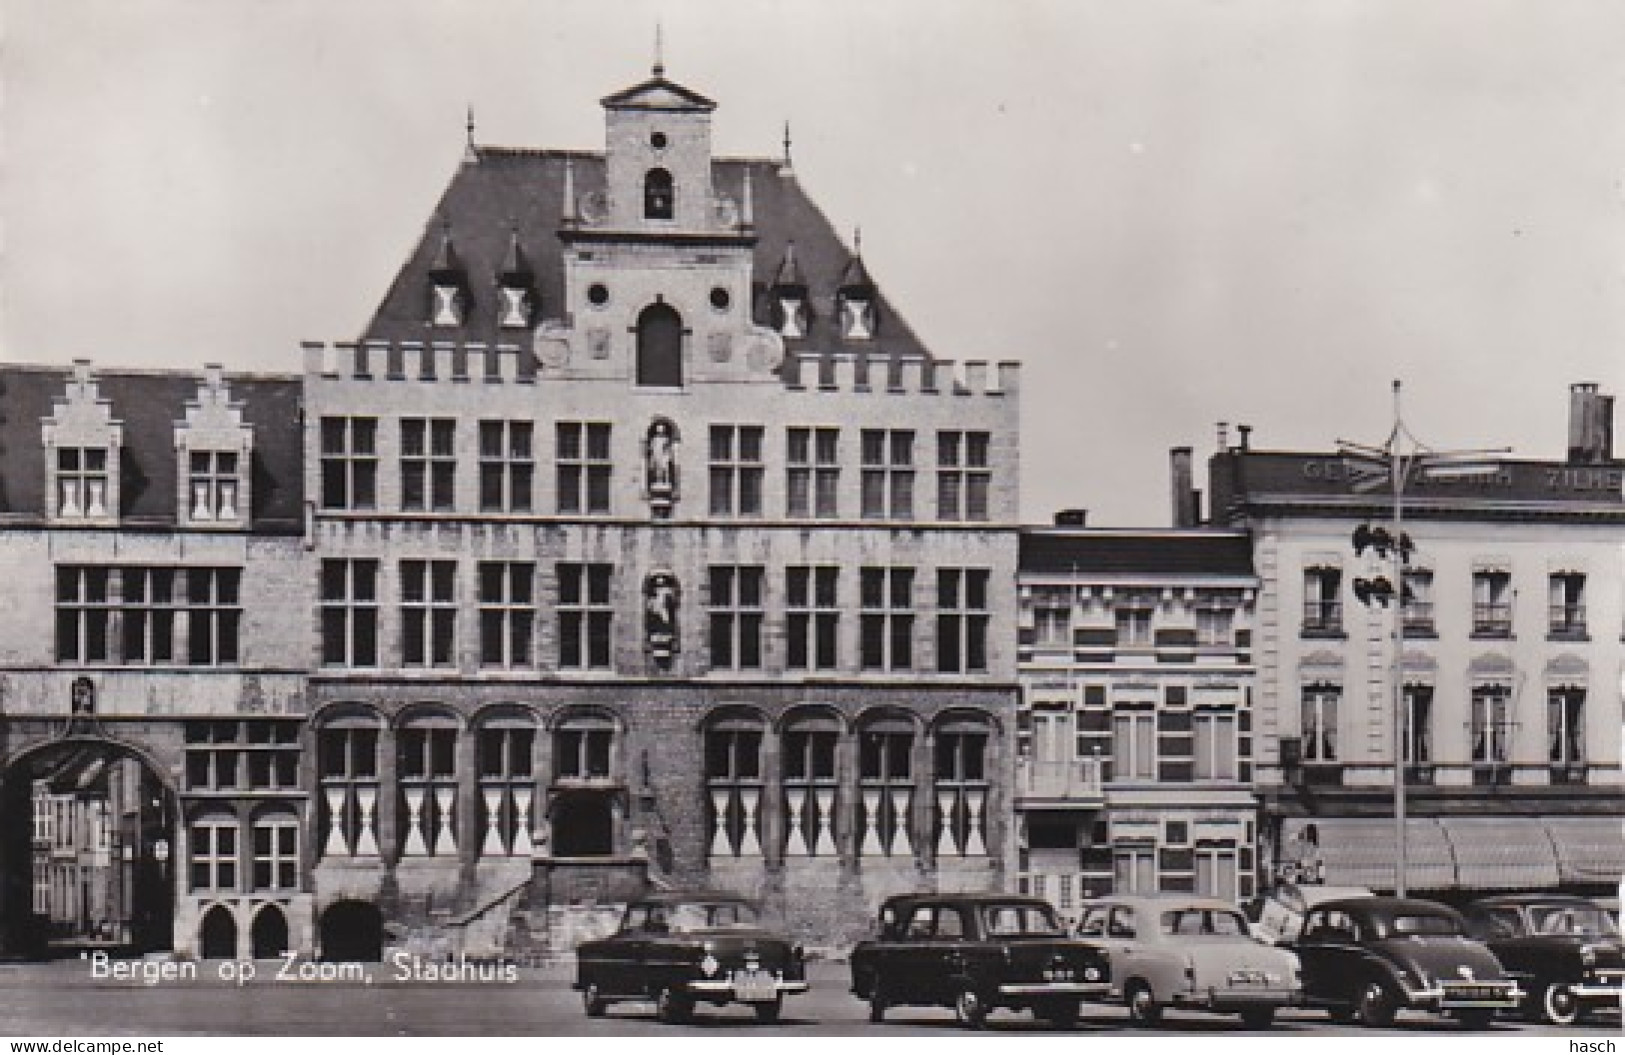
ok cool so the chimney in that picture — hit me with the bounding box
[1568,383,1615,465]
[1237,424,1252,452]
[1054,508,1089,527]
[1170,447,1197,528]
[1216,422,1229,451]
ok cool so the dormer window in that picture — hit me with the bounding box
[57,448,110,519]
[43,361,122,525]
[839,295,876,339]
[777,295,808,339]
[644,168,674,220]
[190,452,240,522]
[498,286,531,328]
[431,284,464,327]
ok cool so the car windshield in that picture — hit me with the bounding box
[666,901,759,933]
[1391,913,1462,936]
[983,904,1065,937]
[1160,908,1251,938]
[1529,904,1619,937]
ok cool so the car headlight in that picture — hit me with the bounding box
[700,954,720,978]
[1580,945,1598,967]
[1084,966,1102,982]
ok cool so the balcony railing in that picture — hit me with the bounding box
[1472,602,1512,636]
[1548,604,1587,637]
[1016,757,1104,804]
[1301,601,1343,635]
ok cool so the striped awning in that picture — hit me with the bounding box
[1441,817,1560,890]
[1545,817,1625,885]
[1282,818,1456,892]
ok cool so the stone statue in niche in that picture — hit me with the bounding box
[645,419,678,517]
[644,571,680,670]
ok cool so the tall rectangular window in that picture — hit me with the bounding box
[936,431,991,521]
[120,568,177,665]
[557,563,613,669]
[1404,685,1433,765]
[318,724,379,858]
[56,447,111,519]
[1113,845,1156,894]
[1111,706,1156,781]
[556,422,612,514]
[251,816,299,891]
[786,427,839,518]
[1032,587,1073,648]
[189,819,237,892]
[320,560,378,668]
[1194,844,1238,902]
[1549,573,1587,637]
[860,429,914,519]
[858,726,913,856]
[1548,687,1585,767]
[188,451,241,522]
[186,568,241,665]
[319,417,377,510]
[1471,684,1513,768]
[1301,684,1339,762]
[479,421,534,513]
[786,566,840,670]
[401,560,457,667]
[708,565,764,670]
[1472,570,1513,636]
[401,418,456,512]
[1195,598,1234,647]
[860,567,914,671]
[1193,708,1237,780]
[709,425,764,516]
[1115,596,1154,648]
[479,562,534,668]
[1302,567,1342,634]
[937,568,990,673]
[1402,569,1434,633]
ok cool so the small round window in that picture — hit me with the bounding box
[650,131,668,150]
[587,283,610,307]
[709,287,731,311]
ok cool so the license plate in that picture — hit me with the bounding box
[732,970,777,1002]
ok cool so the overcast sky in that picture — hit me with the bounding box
[4,0,1623,526]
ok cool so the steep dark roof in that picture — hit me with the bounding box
[1019,527,1256,578]
[0,366,305,532]
[360,150,934,366]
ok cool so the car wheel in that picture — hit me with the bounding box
[655,986,693,1025]
[1541,982,1581,1027]
[867,975,888,1024]
[1240,1007,1276,1029]
[1327,1003,1355,1025]
[582,983,608,1018]
[1456,1008,1495,1031]
[1126,982,1163,1026]
[953,986,988,1030]
[754,996,783,1025]
[1038,999,1081,1028]
[1355,980,1397,1028]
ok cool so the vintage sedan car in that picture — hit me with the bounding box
[1291,896,1523,1028]
[1464,894,1624,1025]
[574,892,808,1024]
[849,892,1110,1029]
[1078,895,1301,1028]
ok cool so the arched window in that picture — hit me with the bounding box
[251,807,300,891]
[397,710,460,857]
[316,709,381,859]
[636,302,684,387]
[644,168,674,220]
[477,710,537,858]
[858,712,916,858]
[781,710,840,858]
[934,713,991,858]
[705,710,765,859]
[189,812,238,892]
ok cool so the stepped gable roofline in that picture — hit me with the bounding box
[600,73,717,113]
[1019,526,1256,579]
[0,363,304,530]
[359,150,934,365]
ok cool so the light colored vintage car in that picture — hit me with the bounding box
[1078,895,1302,1028]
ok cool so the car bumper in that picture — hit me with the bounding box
[997,981,1112,998]
[1570,976,1624,1002]
[682,978,809,999]
[1408,985,1524,1011]
[1176,987,1300,1011]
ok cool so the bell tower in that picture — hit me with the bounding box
[599,55,718,232]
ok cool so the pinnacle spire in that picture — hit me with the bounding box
[463,105,478,163]
[653,21,665,77]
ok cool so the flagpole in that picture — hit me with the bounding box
[1391,381,1407,898]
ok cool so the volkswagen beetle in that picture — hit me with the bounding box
[574,892,808,1024]
[1291,896,1523,1028]
[1078,894,1301,1028]
[1464,894,1623,1026]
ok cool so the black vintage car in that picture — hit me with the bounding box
[1291,896,1523,1028]
[1464,894,1624,1026]
[574,892,808,1024]
[849,893,1110,1029]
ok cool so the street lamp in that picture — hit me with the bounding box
[1338,380,1507,898]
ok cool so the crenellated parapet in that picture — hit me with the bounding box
[302,340,534,384]
[781,351,1019,398]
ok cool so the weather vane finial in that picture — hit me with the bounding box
[783,121,793,170]
[653,21,665,77]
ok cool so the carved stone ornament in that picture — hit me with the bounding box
[644,571,680,670]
